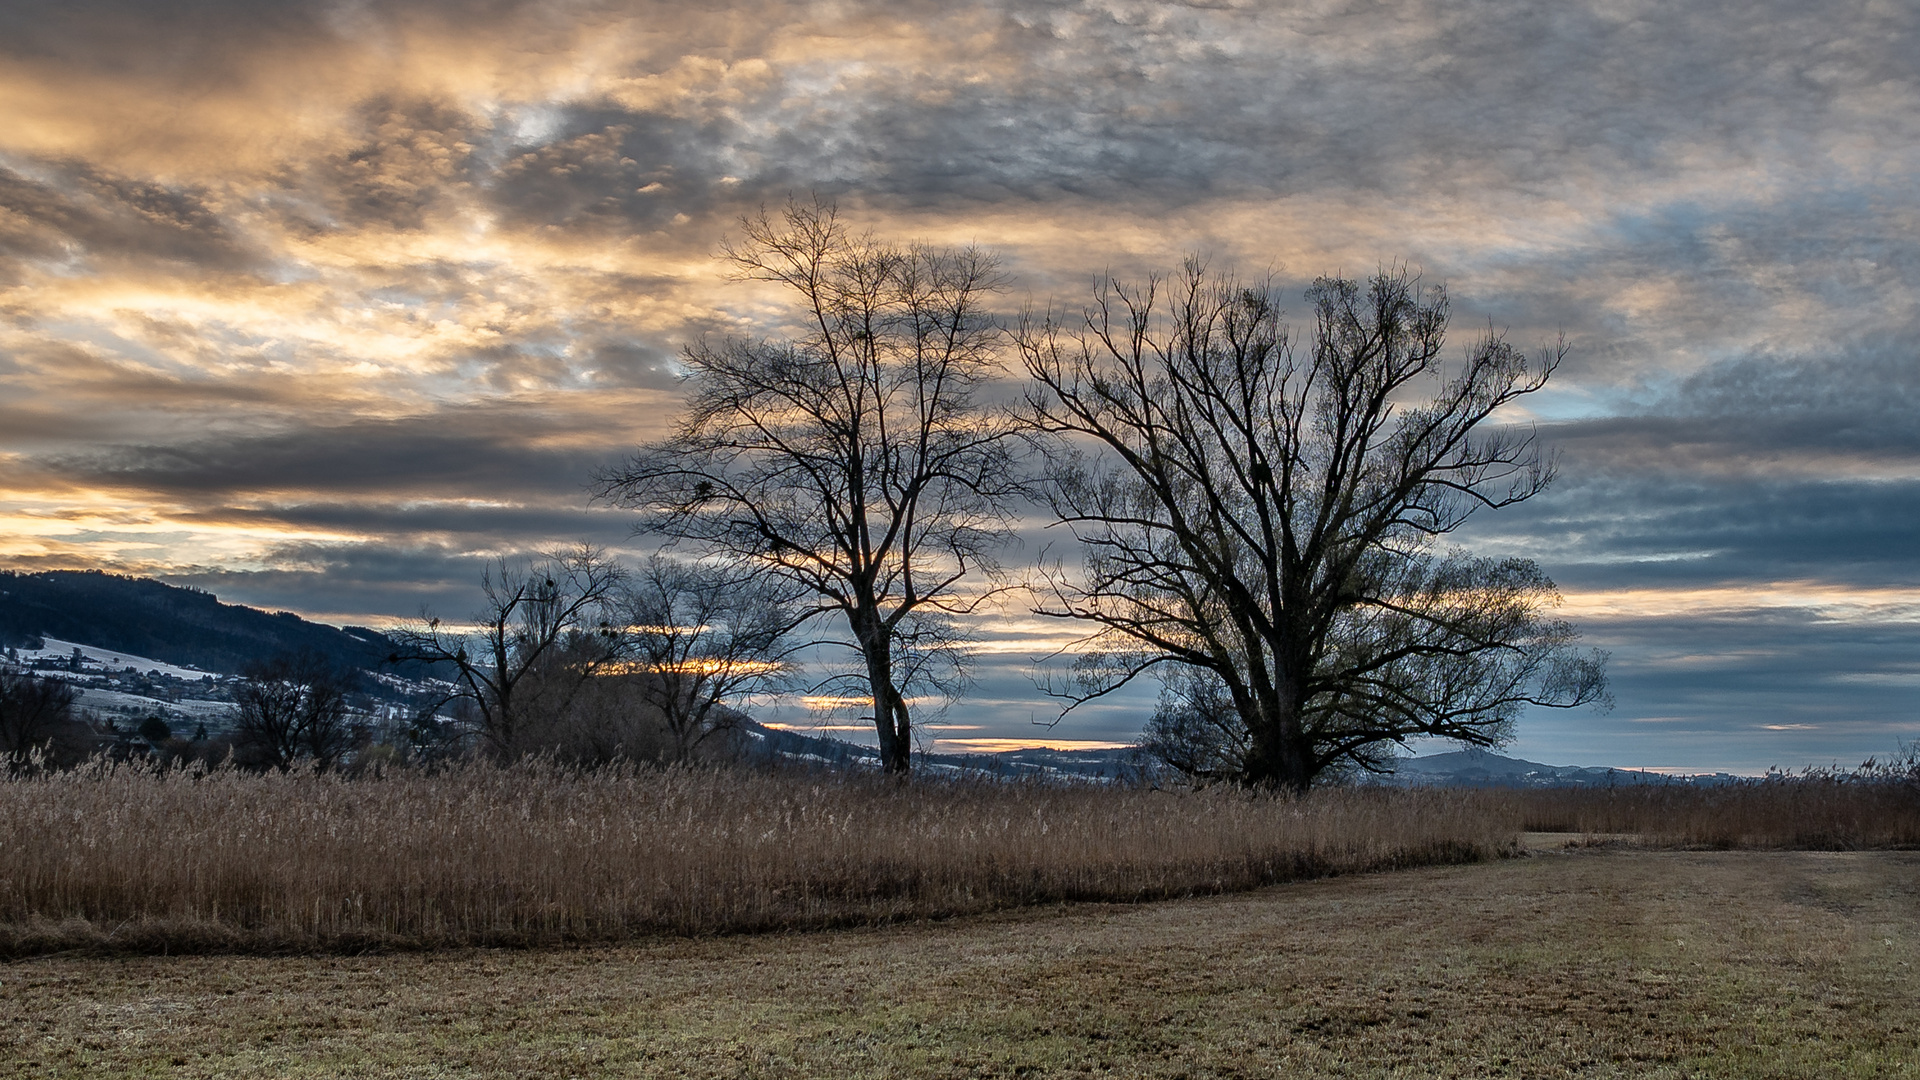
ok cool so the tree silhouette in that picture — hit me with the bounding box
[599,201,1024,772]
[1019,262,1607,790]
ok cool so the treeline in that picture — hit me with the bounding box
[0,545,796,773]
[0,644,761,777]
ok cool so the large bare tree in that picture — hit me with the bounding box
[1019,262,1607,791]
[598,201,1023,773]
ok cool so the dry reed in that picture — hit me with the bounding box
[0,760,1517,956]
[1511,778,1920,849]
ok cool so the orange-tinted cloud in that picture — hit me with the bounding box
[4,0,1919,766]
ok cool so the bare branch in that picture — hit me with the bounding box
[596,201,1024,773]
[1018,263,1607,790]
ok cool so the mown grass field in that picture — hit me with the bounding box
[5,846,1916,1078]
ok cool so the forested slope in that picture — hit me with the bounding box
[0,570,403,676]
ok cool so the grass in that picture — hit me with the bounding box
[4,763,1915,1074]
[3,848,1915,1077]
[0,760,1521,955]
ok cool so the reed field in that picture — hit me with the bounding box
[0,761,1518,956]
[1513,775,1920,849]
[6,762,1920,1077]
[3,758,1915,959]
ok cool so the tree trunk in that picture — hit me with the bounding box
[850,602,913,775]
[485,697,515,764]
[883,687,911,774]
[866,653,912,774]
[1241,690,1315,793]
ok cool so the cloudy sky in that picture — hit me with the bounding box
[3,0,1916,771]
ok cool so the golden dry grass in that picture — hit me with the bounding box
[0,761,1518,955]
[1513,781,1920,849]
[3,849,1915,1078]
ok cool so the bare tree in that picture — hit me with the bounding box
[1019,262,1608,791]
[232,649,357,771]
[389,545,624,762]
[0,669,86,771]
[611,555,801,763]
[597,201,1024,773]
[1137,668,1249,786]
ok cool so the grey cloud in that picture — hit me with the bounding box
[0,0,332,70]
[6,0,1920,768]
[46,408,628,501]
[1451,335,1920,768]
[0,164,257,274]
[1463,190,1920,379]
[0,0,559,74]
[1465,338,1920,591]
[582,340,685,390]
[13,0,1913,312]
[452,339,689,395]
[1484,473,1920,590]
[13,0,1918,209]
[172,500,632,548]
[85,0,1885,236]
[162,541,504,623]
[1671,346,1920,433]
[1517,608,1920,772]
[301,97,485,231]
[961,659,1159,745]
[760,0,1916,208]
[0,339,295,420]
[487,110,744,232]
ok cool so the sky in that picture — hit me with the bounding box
[2,0,1917,772]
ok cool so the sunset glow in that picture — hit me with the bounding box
[4,0,1917,771]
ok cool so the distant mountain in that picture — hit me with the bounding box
[945,744,1138,781]
[1378,748,1741,788]
[735,735,1733,787]
[738,731,1740,787]
[0,570,412,678]
[744,724,1140,782]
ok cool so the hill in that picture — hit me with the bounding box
[747,724,1139,781]
[0,570,406,677]
[1377,748,1743,788]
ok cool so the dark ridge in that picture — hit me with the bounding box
[0,569,421,677]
